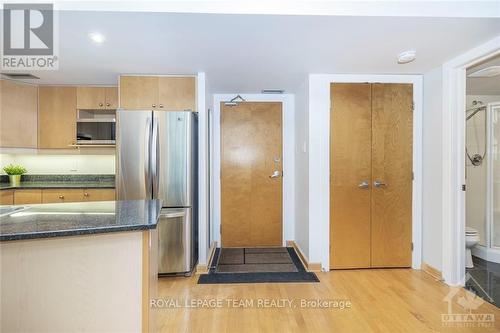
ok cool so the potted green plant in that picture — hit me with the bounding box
[3,164,27,186]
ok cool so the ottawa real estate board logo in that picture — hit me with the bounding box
[2,3,58,70]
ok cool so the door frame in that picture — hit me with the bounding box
[442,36,500,286]
[309,74,423,270]
[211,94,295,247]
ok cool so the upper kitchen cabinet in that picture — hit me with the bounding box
[119,75,196,111]
[77,86,118,110]
[0,79,38,148]
[158,76,196,111]
[104,87,118,109]
[38,86,77,148]
[119,76,159,109]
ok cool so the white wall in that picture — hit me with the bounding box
[196,73,209,265]
[294,79,310,259]
[308,74,423,271]
[0,154,115,175]
[422,67,444,270]
[211,94,295,246]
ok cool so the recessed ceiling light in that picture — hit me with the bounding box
[88,32,105,44]
[468,66,500,78]
[397,50,416,64]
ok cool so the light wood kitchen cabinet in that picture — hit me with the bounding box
[104,87,118,109]
[119,75,196,111]
[1,190,14,205]
[158,76,196,111]
[0,79,38,148]
[83,188,115,201]
[77,86,118,110]
[38,86,77,149]
[119,76,158,109]
[14,189,42,205]
[42,189,84,203]
[41,188,115,204]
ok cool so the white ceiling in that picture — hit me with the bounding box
[467,55,500,95]
[4,11,500,93]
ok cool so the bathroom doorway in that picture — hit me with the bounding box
[464,54,500,306]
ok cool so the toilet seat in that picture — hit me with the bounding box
[466,227,478,235]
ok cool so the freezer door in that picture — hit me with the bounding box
[116,110,153,200]
[158,208,193,274]
[153,111,196,207]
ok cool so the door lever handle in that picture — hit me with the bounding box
[358,181,369,189]
[269,170,281,179]
[373,180,387,188]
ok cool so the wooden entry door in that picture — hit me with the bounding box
[221,102,283,247]
[330,83,413,269]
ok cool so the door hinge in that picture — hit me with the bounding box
[462,184,466,191]
[412,171,414,180]
[412,101,415,111]
[411,242,414,251]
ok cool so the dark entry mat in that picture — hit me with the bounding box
[198,247,320,284]
[216,247,297,272]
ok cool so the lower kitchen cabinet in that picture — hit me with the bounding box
[14,189,42,205]
[83,188,115,201]
[1,190,14,205]
[42,189,85,204]
[1,188,116,205]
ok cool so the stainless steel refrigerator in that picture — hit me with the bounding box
[116,110,198,275]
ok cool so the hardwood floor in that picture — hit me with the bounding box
[154,269,500,332]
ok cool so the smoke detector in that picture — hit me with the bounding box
[468,66,500,78]
[397,50,416,64]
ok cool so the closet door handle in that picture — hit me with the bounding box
[373,180,387,188]
[358,181,369,189]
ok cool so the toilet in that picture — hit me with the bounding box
[466,227,480,268]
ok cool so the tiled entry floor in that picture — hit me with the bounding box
[466,256,500,307]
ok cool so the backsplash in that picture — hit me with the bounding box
[0,174,115,183]
[0,154,115,175]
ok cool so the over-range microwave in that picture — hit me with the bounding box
[76,109,116,145]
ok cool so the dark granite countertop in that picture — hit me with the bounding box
[0,174,115,190]
[0,200,161,241]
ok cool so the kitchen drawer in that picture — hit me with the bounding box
[42,189,84,203]
[1,190,14,205]
[14,189,42,205]
[83,188,115,201]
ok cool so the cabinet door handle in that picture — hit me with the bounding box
[99,103,103,107]
[84,192,89,197]
[58,195,64,199]
[106,103,110,107]
[159,104,163,108]
[152,104,156,108]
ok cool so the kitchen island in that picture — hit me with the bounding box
[0,200,160,332]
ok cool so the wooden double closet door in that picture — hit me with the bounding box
[330,83,413,269]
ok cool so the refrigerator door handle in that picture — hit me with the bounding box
[144,117,152,198]
[152,117,160,198]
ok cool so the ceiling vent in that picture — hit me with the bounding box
[1,73,40,80]
[261,89,285,94]
[468,66,500,78]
